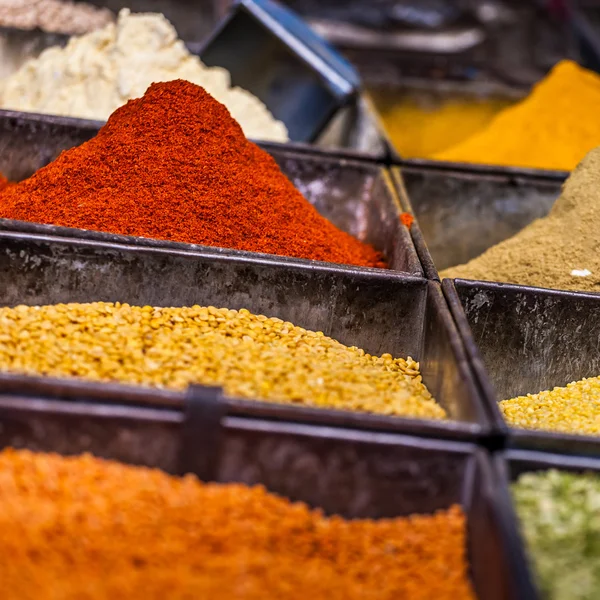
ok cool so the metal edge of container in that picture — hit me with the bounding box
[390,165,439,281]
[396,158,569,183]
[0,109,421,277]
[492,448,600,600]
[0,393,518,600]
[443,278,600,456]
[0,231,490,441]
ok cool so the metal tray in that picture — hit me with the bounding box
[493,448,600,600]
[0,110,417,275]
[0,393,517,599]
[392,162,565,278]
[444,278,600,455]
[0,231,491,441]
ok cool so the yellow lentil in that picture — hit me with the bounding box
[0,302,446,420]
[500,376,600,435]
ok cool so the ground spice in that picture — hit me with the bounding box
[372,89,511,158]
[0,80,384,268]
[0,449,475,599]
[0,302,445,420]
[400,212,414,228]
[500,376,600,436]
[434,61,600,171]
[441,145,600,292]
[512,469,600,600]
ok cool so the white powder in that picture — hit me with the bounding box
[0,9,289,143]
[571,269,592,277]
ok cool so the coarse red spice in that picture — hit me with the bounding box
[0,80,385,268]
[0,449,475,599]
[400,212,414,228]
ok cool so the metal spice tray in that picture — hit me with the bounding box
[0,110,418,275]
[0,231,491,441]
[492,448,600,600]
[0,392,517,599]
[391,162,565,279]
[444,278,600,455]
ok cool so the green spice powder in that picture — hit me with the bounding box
[512,469,600,600]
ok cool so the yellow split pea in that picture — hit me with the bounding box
[0,302,446,419]
[500,376,600,436]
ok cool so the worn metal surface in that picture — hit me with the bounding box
[0,232,489,439]
[0,395,514,599]
[0,111,415,274]
[393,163,565,275]
[493,449,600,600]
[445,279,600,455]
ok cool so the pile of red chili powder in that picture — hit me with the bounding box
[0,80,384,268]
[0,449,475,599]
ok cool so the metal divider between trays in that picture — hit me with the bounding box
[0,231,490,442]
[0,390,519,600]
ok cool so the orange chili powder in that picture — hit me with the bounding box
[0,449,475,599]
[400,212,415,228]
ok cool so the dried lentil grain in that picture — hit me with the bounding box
[0,302,445,420]
[0,449,475,600]
[512,469,600,600]
[500,376,600,435]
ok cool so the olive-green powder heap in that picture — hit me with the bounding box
[500,376,600,436]
[512,469,600,600]
[0,302,445,419]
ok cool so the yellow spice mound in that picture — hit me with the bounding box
[0,302,445,419]
[434,60,600,171]
[500,376,600,435]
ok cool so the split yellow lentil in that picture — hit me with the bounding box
[0,302,446,419]
[500,376,600,435]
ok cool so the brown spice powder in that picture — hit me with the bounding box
[0,449,475,599]
[442,145,600,292]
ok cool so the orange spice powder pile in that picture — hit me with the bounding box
[0,449,475,599]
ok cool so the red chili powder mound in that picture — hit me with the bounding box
[0,449,475,599]
[0,80,385,268]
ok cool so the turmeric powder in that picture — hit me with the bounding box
[0,449,476,599]
[372,90,511,158]
[434,60,600,171]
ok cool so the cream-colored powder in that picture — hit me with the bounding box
[441,145,600,292]
[0,0,113,35]
[0,9,289,143]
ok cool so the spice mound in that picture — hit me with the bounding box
[441,144,600,292]
[0,302,445,419]
[434,60,600,171]
[500,376,600,436]
[0,79,383,268]
[0,0,113,35]
[512,469,600,600]
[0,449,474,599]
[0,9,288,142]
